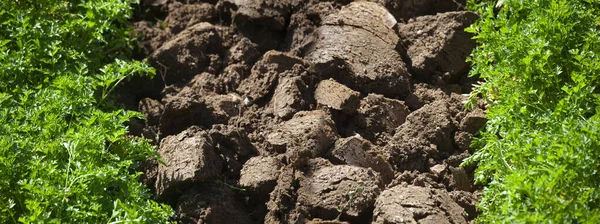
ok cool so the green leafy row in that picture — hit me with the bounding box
[0,0,172,223]
[465,0,600,222]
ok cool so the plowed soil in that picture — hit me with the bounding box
[125,0,486,223]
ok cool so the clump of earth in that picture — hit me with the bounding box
[124,0,486,223]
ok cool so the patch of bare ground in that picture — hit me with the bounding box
[126,0,484,223]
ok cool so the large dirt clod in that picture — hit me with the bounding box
[237,50,306,102]
[297,165,383,222]
[305,1,411,98]
[149,23,227,85]
[265,166,301,224]
[165,2,216,34]
[394,100,457,153]
[397,11,478,83]
[228,0,292,51]
[271,72,313,119]
[459,108,487,134]
[159,85,244,137]
[266,110,339,166]
[372,185,467,224]
[381,0,466,22]
[155,127,222,198]
[133,21,172,55]
[226,37,261,66]
[355,93,410,134]
[176,184,252,224]
[314,79,360,114]
[239,156,283,196]
[282,2,338,54]
[384,100,459,171]
[328,136,394,184]
[209,124,258,179]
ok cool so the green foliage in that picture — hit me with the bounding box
[465,0,600,222]
[0,0,173,223]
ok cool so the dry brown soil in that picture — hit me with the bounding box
[123,0,487,223]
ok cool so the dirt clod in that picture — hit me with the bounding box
[133,21,172,56]
[381,0,466,22]
[298,165,383,222]
[165,2,216,34]
[265,166,301,224]
[356,93,410,134]
[226,37,261,66]
[459,108,487,134]
[328,136,394,184]
[150,23,227,85]
[314,79,360,114]
[239,156,283,196]
[228,0,291,51]
[237,50,306,102]
[266,110,339,166]
[305,1,411,98]
[454,131,473,151]
[397,11,478,83]
[176,184,251,224]
[449,166,471,192]
[155,126,222,199]
[372,185,467,224]
[385,100,458,171]
[449,190,481,220]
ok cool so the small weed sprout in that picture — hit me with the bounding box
[336,186,364,220]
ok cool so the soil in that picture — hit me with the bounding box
[127,0,485,223]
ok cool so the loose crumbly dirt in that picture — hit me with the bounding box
[126,0,485,223]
